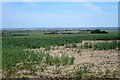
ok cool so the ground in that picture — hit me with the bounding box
[11,40,119,79]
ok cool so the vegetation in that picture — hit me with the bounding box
[81,41,119,50]
[91,29,108,34]
[75,65,89,80]
[2,30,119,78]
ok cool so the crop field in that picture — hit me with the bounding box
[1,29,120,79]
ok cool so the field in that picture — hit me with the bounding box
[1,29,120,79]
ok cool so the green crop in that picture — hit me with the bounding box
[81,41,120,50]
[2,30,119,78]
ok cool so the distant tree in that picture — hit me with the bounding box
[2,32,6,36]
[91,29,108,34]
[13,34,28,36]
[86,29,92,31]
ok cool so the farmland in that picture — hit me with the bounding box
[1,29,120,79]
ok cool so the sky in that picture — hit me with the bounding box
[2,2,118,28]
[1,0,119,2]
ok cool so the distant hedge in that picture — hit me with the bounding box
[91,29,108,34]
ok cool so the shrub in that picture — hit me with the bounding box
[91,29,108,34]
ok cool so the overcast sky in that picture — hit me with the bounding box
[2,2,118,28]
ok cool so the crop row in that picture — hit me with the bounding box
[2,33,119,78]
[2,46,75,77]
[81,41,120,50]
[2,33,119,49]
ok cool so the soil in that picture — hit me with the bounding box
[11,40,120,78]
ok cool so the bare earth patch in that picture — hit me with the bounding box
[14,40,120,78]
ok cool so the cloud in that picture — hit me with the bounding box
[81,3,107,14]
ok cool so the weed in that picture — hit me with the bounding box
[69,56,75,65]
[75,65,89,80]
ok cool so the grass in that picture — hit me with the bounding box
[75,65,89,80]
[2,47,75,77]
[44,52,74,66]
[69,56,75,65]
[81,41,120,50]
[2,30,119,78]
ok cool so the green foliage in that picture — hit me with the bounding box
[93,41,119,50]
[71,43,77,48]
[83,42,89,48]
[91,29,108,34]
[53,56,61,66]
[81,41,119,50]
[118,41,120,50]
[102,69,117,78]
[2,30,119,78]
[44,53,74,66]
[69,56,75,65]
[75,65,89,80]
[61,54,70,65]
[2,32,119,49]
[77,48,81,53]
[39,64,46,72]
[2,47,28,76]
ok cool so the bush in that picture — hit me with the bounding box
[91,29,108,34]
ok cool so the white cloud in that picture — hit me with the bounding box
[81,3,107,14]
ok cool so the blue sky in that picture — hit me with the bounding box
[2,2,118,28]
[2,0,119,2]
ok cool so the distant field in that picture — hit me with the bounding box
[2,30,119,49]
[2,29,120,79]
[2,29,118,36]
